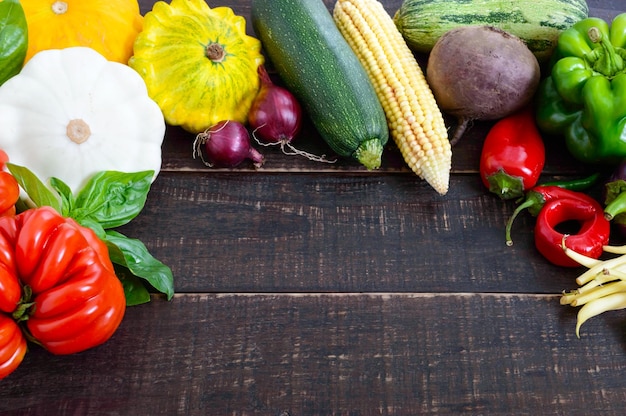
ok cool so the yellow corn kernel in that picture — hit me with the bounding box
[333,0,451,195]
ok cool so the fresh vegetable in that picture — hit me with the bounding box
[534,192,609,267]
[603,161,626,237]
[130,0,264,133]
[0,171,18,218]
[251,0,389,170]
[539,173,600,190]
[248,66,302,147]
[393,0,589,62]
[479,108,545,200]
[0,169,20,312]
[0,47,165,194]
[506,183,609,247]
[0,0,27,86]
[21,0,143,64]
[560,244,626,337]
[0,315,27,379]
[426,26,541,145]
[193,120,264,169]
[7,164,175,306]
[248,66,332,164]
[505,185,609,266]
[536,14,626,165]
[0,150,8,169]
[333,0,452,195]
[0,206,127,378]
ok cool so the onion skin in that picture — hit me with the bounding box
[248,66,302,144]
[194,120,264,168]
[247,66,335,164]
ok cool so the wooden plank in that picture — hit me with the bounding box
[117,172,592,294]
[2,293,626,415]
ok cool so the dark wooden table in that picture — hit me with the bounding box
[2,0,625,414]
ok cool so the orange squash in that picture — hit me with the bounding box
[21,0,143,64]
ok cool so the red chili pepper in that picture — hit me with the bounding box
[0,206,127,379]
[535,194,610,267]
[506,182,602,245]
[480,107,546,200]
[506,185,610,267]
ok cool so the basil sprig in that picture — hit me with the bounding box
[6,163,174,306]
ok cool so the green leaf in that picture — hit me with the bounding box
[49,177,74,217]
[6,163,62,212]
[78,218,106,240]
[114,265,152,306]
[105,230,174,300]
[0,0,28,86]
[72,170,154,229]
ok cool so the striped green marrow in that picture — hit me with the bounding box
[393,0,589,62]
[251,0,389,170]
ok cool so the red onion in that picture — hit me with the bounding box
[248,66,335,163]
[248,66,302,144]
[193,120,264,168]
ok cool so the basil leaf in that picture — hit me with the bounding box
[72,170,154,229]
[105,230,174,300]
[0,0,28,86]
[49,177,74,217]
[78,218,106,240]
[114,265,152,306]
[6,163,62,212]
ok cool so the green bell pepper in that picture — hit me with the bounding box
[0,0,28,86]
[536,13,626,165]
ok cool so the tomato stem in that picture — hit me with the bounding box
[12,286,35,323]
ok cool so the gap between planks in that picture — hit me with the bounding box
[165,292,561,298]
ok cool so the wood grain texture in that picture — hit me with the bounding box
[1,0,625,415]
[3,294,626,415]
[116,171,587,294]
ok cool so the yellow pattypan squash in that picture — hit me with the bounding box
[21,0,143,64]
[0,47,165,193]
[129,0,264,134]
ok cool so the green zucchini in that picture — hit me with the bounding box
[393,0,589,62]
[251,0,388,170]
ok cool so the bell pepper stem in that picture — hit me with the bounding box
[604,191,626,220]
[587,26,624,77]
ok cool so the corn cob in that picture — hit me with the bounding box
[333,0,452,195]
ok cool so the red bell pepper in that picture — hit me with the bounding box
[0,206,127,378]
[480,107,546,200]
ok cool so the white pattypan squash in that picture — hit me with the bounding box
[0,46,165,193]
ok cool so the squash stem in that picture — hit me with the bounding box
[66,119,91,144]
[354,138,384,170]
[51,1,68,14]
[206,43,226,63]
